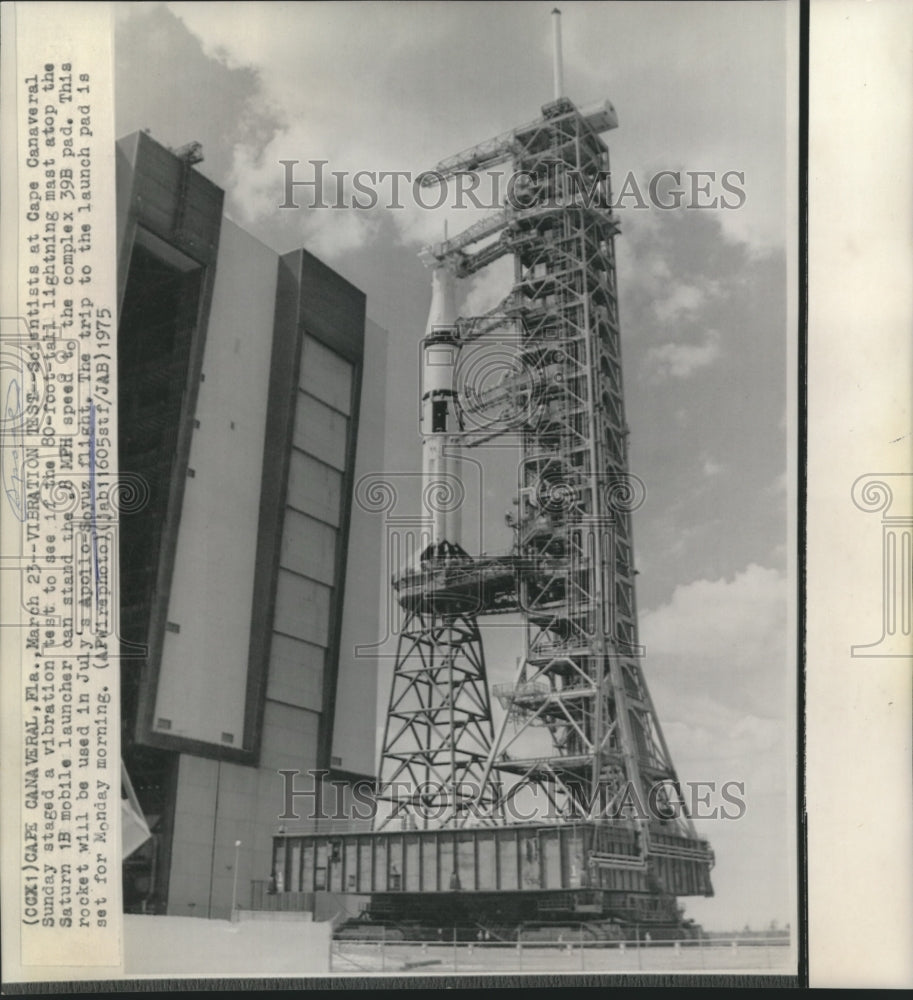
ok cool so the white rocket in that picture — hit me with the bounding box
[420,266,464,559]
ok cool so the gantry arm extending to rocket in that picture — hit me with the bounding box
[420,99,619,191]
[420,200,621,280]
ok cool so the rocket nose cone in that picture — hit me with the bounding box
[425,266,458,336]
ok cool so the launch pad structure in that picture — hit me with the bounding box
[271,11,715,940]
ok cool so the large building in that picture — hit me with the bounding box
[115,131,385,918]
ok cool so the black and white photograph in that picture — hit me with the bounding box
[1,0,911,990]
[114,0,799,976]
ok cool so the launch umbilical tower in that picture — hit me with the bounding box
[275,11,714,937]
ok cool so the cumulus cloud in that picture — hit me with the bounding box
[565,2,790,255]
[702,455,723,477]
[641,562,790,717]
[158,2,519,258]
[653,281,711,322]
[645,328,722,380]
[142,1,791,263]
[639,562,795,929]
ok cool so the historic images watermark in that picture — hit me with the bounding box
[278,161,747,213]
[277,769,747,825]
[851,473,912,657]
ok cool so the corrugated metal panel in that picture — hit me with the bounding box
[130,137,223,261]
[422,836,438,891]
[265,633,324,712]
[388,837,404,890]
[302,842,314,892]
[287,450,342,526]
[258,701,319,771]
[456,833,475,891]
[358,840,372,894]
[564,827,585,888]
[290,842,302,892]
[477,832,496,889]
[314,842,328,890]
[294,394,348,471]
[291,249,366,364]
[519,831,541,889]
[276,824,710,901]
[404,835,421,891]
[273,569,331,645]
[280,508,338,584]
[542,828,561,889]
[379,839,392,892]
[497,830,518,890]
[344,841,358,893]
[301,336,353,414]
[329,844,344,893]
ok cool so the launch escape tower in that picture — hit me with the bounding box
[271,12,714,937]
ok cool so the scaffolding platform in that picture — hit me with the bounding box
[392,556,521,616]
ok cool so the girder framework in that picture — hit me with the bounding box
[375,611,499,830]
[376,97,712,898]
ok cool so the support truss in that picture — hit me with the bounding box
[375,611,499,830]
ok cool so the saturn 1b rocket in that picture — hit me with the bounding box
[419,265,465,560]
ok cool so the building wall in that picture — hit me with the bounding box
[166,704,322,919]
[115,131,225,761]
[265,249,368,775]
[267,333,355,732]
[152,219,278,750]
[165,303,379,916]
[117,132,384,919]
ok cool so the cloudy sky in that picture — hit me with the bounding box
[114,0,798,932]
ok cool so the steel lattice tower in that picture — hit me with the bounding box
[368,10,713,924]
[380,101,701,830]
[479,102,701,846]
